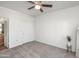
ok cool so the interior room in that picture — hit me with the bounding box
[0,1,79,58]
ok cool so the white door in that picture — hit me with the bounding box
[4,20,9,48]
[76,30,79,57]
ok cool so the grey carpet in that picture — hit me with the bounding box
[0,41,76,58]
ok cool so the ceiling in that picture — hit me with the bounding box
[0,1,79,16]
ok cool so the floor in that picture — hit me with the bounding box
[0,41,76,58]
[0,45,7,50]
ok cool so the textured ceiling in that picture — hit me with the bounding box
[0,1,79,16]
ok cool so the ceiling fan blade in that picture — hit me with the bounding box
[27,1,35,4]
[42,4,52,7]
[28,6,35,10]
[40,8,43,12]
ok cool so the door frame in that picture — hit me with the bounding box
[0,17,9,48]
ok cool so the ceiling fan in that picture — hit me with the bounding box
[27,1,53,12]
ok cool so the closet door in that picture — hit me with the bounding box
[76,30,79,57]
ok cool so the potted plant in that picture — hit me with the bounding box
[67,36,72,52]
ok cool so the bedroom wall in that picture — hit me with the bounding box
[35,6,79,51]
[0,6,35,48]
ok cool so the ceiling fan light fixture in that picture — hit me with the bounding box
[35,5,41,9]
[28,1,52,12]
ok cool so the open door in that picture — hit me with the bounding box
[0,17,9,49]
[4,19,9,48]
[0,17,9,50]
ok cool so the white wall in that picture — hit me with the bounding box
[35,6,79,51]
[0,6,35,48]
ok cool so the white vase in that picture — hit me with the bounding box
[67,42,72,52]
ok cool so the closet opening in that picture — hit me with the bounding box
[0,17,9,50]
